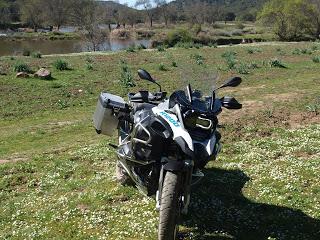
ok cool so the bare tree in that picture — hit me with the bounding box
[184,1,208,28]
[44,0,71,30]
[135,0,154,28]
[70,0,107,51]
[205,3,222,25]
[155,0,169,26]
[20,0,45,32]
[126,8,139,28]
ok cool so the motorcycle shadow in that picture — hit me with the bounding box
[180,167,320,240]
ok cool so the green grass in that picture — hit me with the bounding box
[0,42,320,239]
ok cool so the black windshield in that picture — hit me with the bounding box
[169,90,211,113]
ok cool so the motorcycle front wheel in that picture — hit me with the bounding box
[158,171,181,240]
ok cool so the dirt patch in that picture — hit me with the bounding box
[220,100,266,122]
[289,112,320,128]
[0,156,29,164]
[263,92,302,102]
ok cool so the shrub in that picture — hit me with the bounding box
[22,49,30,56]
[13,61,32,73]
[306,98,320,115]
[157,45,166,52]
[208,42,218,48]
[56,99,69,109]
[175,41,195,49]
[237,63,250,74]
[312,56,320,63]
[236,22,245,30]
[191,53,204,65]
[126,45,136,53]
[172,61,178,67]
[194,43,203,49]
[31,51,42,58]
[136,44,146,50]
[191,24,202,35]
[164,28,192,47]
[225,55,237,70]
[301,48,313,55]
[270,58,287,68]
[248,62,260,69]
[85,56,94,63]
[222,51,238,69]
[311,45,319,51]
[53,59,69,71]
[292,48,301,55]
[119,60,135,88]
[86,63,93,70]
[247,48,262,54]
[222,51,237,58]
[158,63,167,71]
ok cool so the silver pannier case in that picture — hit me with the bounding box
[93,92,129,136]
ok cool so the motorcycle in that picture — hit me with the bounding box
[93,69,242,239]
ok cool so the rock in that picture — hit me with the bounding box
[16,72,29,78]
[34,68,51,80]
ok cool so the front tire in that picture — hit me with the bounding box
[158,171,181,240]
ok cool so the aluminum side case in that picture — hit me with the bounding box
[93,92,129,136]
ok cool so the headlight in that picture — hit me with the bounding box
[184,114,213,130]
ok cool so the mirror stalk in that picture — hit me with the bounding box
[155,82,162,92]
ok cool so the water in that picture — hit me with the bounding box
[0,38,151,56]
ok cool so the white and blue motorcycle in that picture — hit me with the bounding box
[93,69,242,240]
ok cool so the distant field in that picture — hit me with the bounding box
[0,42,319,239]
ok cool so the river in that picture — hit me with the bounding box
[0,38,151,56]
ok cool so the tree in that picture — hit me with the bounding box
[135,0,154,27]
[258,0,316,41]
[308,0,320,38]
[0,0,10,25]
[184,1,208,27]
[20,0,45,32]
[70,0,107,51]
[44,0,71,30]
[155,0,170,26]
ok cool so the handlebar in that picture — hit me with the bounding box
[129,91,167,103]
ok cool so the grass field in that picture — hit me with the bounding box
[0,42,320,239]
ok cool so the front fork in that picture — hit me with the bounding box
[156,157,194,215]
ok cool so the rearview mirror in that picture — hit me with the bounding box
[137,69,162,91]
[222,77,242,88]
[138,69,154,83]
[220,96,242,109]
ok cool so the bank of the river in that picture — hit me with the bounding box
[0,38,151,56]
[0,31,80,41]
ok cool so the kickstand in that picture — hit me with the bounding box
[109,143,118,149]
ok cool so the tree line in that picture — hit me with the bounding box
[1,0,320,41]
[0,0,242,31]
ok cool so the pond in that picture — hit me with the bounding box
[0,38,151,56]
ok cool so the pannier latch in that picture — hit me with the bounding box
[113,107,120,115]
